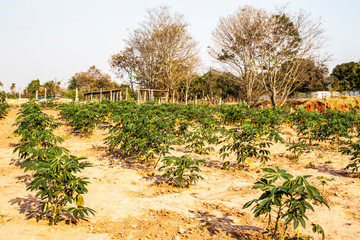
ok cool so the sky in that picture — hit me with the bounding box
[0,0,359,91]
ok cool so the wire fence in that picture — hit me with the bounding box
[295,91,360,100]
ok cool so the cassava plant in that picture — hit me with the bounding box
[104,106,178,165]
[244,167,329,239]
[23,146,95,225]
[340,140,360,175]
[13,101,95,225]
[185,125,219,155]
[13,102,62,164]
[316,176,335,194]
[0,102,9,119]
[67,108,99,135]
[286,140,314,160]
[219,123,275,169]
[159,155,204,188]
[59,103,99,135]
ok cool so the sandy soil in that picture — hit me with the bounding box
[0,107,360,240]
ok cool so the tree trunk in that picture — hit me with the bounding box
[270,94,276,107]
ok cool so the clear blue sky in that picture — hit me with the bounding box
[1,0,359,91]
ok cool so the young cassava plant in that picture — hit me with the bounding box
[339,140,360,175]
[13,102,95,225]
[286,140,314,160]
[159,155,204,188]
[23,146,95,225]
[243,167,329,239]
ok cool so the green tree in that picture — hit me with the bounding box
[184,70,240,101]
[68,76,81,91]
[284,59,329,92]
[43,79,62,97]
[330,61,360,91]
[26,79,41,99]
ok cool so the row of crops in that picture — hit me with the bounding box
[54,100,360,173]
[56,100,360,238]
[11,102,95,225]
[3,100,360,238]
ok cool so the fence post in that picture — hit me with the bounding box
[35,90,38,100]
[75,88,79,102]
[100,88,102,101]
[137,89,140,104]
[44,88,47,101]
[195,95,197,105]
[18,88,21,107]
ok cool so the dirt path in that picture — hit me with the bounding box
[0,107,359,239]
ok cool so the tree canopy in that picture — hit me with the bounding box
[69,66,118,92]
[26,79,41,98]
[330,61,360,91]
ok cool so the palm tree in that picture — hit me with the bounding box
[68,77,81,90]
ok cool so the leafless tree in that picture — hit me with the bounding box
[109,47,138,90]
[210,7,269,104]
[111,6,200,96]
[210,6,328,106]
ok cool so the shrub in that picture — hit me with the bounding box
[62,90,84,101]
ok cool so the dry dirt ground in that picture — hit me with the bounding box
[0,107,360,240]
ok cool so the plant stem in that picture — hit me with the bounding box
[272,206,282,238]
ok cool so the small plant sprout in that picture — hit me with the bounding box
[159,155,204,188]
[316,176,335,193]
[243,167,329,239]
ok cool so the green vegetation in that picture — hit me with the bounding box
[9,98,360,237]
[13,101,95,225]
[159,155,204,188]
[330,61,360,91]
[244,167,329,239]
[61,89,85,101]
[0,102,9,119]
[340,140,360,175]
[286,140,314,160]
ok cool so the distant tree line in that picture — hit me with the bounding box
[3,5,360,104]
[110,6,330,106]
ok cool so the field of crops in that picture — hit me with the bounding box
[0,100,360,240]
